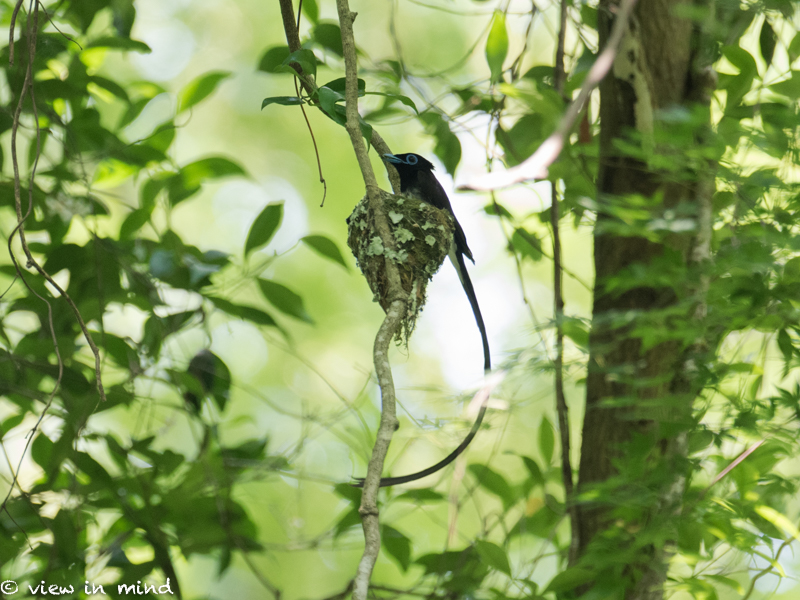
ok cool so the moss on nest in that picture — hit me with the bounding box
[347,189,454,343]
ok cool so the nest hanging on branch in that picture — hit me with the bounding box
[347,189,454,343]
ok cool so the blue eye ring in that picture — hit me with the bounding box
[406,155,418,165]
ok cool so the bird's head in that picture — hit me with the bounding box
[382,153,435,174]
[382,153,435,193]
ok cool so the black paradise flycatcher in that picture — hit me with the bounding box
[354,152,491,487]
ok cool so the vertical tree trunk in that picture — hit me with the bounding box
[576,1,712,597]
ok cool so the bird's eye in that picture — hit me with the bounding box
[406,155,418,165]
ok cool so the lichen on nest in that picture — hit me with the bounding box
[347,189,454,343]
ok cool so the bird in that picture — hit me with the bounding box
[353,152,491,488]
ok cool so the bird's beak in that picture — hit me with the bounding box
[382,154,402,164]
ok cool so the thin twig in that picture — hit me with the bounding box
[702,440,765,500]
[462,0,640,190]
[289,0,327,206]
[6,3,106,403]
[551,0,578,567]
[1,0,64,517]
[294,77,328,207]
[740,536,794,600]
[36,1,81,50]
[8,0,24,66]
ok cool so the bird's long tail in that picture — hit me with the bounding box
[353,405,487,487]
[353,251,490,488]
[452,249,491,372]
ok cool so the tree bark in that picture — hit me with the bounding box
[576,1,712,597]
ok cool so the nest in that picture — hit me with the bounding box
[347,189,454,343]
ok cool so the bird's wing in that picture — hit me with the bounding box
[417,170,475,262]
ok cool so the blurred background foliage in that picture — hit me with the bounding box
[1,0,800,599]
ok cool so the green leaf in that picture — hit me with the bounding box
[580,4,598,29]
[245,203,284,255]
[139,174,168,210]
[90,76,130,102]
[687,427,714,454]
[186,351,231,412]
[485,10,508,84]
[185,254,224,287]
[784,256,800,282]
[0,413,25,435]
[723,46,757,76]
[333,482,363,503]
[258,279,313,324]
[87,36,151,53]
[562,317,589,349]
[302,0,319,23]
[319,86,346,124]
[181,157,246,188]
[359,116,373,145]
[333,506,361,538]
[321,77,365,96]
[712,190,736,212]
[720,46,756,109]
[72,451,114,486]
[474,540,511,576]
[759,20,777,67]
[789,32,800,62]
[521,456,545,487]
[261,96,304,110]
[382,526,411,571]
[301,235,349,269]
[769,71,800,98]
[282,49,318,78]
[208,296,279,328]
[496,114,545,166]
[420,113,461,175]
[146,121,176,153]
[312,22,343,57]
[510,228,542,262]
[778,329,793,364]
[149,249,176,280]
[539,417,555,465]
[258,46,291,73]
[120,207,152,239]
[395,489,445,503]
[416,548,484,577]
[467,464,514,508]
[484,202,512,219]
[31,433,54,470]
[705,574,744,594]
[754,505,800,540]
[111,0,136,37]
[544,568,595,593]
[178,71,231,113]
[165,174,200,207]
[365,92,419,114]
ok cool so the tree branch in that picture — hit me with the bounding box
[333,2,408,599]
